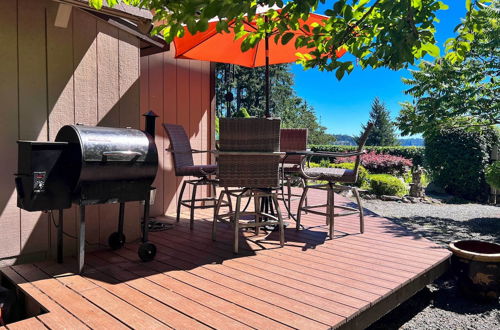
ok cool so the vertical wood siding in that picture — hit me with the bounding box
[0,0,21,259]
[141,47,214,215]
[0,0,144,262]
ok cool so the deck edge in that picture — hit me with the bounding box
[334,254,451,330]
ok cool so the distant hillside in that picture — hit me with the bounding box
[331,135,424,147]
[333,134,356,146]
[398,138,424,146]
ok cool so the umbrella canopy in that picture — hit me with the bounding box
[174,7,346,116]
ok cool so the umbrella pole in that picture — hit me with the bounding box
[265,43,270,118]
[265,17,270,118]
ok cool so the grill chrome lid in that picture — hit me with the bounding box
[55,125,158,203]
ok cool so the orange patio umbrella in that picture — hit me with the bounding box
[173,6,346,117]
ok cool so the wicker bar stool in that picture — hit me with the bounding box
[163,123,229,230]
[213,118,285,254]
[296,123,373,239]
[279,128,308,218]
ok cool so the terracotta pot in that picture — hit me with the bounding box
[449,240,500,301]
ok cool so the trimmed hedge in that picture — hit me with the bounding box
[425,126,499,202]
[309,145,425,166]
[368,174,407,197]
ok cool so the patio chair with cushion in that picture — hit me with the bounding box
[163,123,229,229]
[296,122,373,239]
[279,128,308,218]
[213,118,285,254]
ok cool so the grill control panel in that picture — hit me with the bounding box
[33,171,46,193]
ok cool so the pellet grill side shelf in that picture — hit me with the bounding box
[15,111,160,274]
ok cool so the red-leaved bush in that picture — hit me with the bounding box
[336,151,412,175]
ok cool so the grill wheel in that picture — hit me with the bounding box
[138,242,157,262]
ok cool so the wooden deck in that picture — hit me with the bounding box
[1,189,451,329]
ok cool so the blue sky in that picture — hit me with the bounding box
[290,1,467,137]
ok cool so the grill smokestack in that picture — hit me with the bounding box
[143,111,159,140]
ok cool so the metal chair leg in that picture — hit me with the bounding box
[254,192,261,236]
[327,183,335,239]
[189,181,198,230]
[296,186,308,231]
[301,178,309,214]
[286,178,292,218]
[224,187,233,213]
[177,180,188,223]
[352,187,364,233]
[213,190,225,241]
[233,195,242,254]
[271,194,285,247]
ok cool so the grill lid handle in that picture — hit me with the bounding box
[102,151,143,160]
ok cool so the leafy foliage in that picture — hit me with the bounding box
[309,145,425,166]
[368,174,408,197]
[215,63,335,144]
[336,151,412,175]
[397,1,500,135]
[359,98,399,146]
[88,0,453,76]
[424,126,499,201]
[485,160,500,190]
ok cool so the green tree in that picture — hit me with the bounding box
[397,1,499,136]
[89,0,456,77]
[215,64,293,118]
[359,98,399,146]
[215,63,335,144]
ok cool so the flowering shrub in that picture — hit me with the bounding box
[336,151,412,175]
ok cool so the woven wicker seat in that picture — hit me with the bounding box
[213,118,285,254]
[175,164,217,177]
[163,123,229,230]
[297,123,373,239]
[281,163,301,173]
[302,167,356,181]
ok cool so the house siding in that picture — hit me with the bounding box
[0,0,213,266]
[140,47,214,215]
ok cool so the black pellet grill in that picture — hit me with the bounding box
[15,112,160,273]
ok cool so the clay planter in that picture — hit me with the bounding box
[449,240,500,301]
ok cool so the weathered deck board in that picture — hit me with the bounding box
[0,190,450,329]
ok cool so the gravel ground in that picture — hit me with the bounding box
[362,198,500,330]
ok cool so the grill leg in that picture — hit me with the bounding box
[57,209,63,264]
[118,202,125,236]
[77,205,86,274]
[142,193,151,243]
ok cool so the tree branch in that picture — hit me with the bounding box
[332,0,383,53]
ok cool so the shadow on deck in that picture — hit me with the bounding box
[0,190,451,329]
